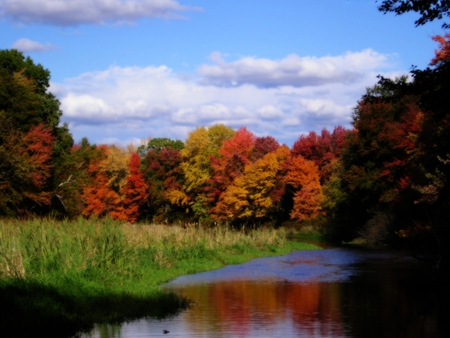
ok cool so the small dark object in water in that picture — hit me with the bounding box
[163,330,169,334]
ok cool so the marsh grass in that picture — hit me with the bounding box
[0,218,319,337]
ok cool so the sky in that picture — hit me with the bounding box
[0,0,446,147]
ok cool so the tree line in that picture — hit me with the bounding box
[1,30,450,266]
[0,57,347,227]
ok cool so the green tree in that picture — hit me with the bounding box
[0,49,67,133]
[0,50,74,216]
[138,137,184,158]
[378,0,450,28]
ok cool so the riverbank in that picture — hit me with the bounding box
[0,218,320,338]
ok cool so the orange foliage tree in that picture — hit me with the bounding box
[52,138,106,217]
[82,146,120,218]
[431,34,450,66]
[213,146,290,222]
[284,156,324,221]
[291,126,349,183]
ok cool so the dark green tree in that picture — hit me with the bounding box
[378,0,450,28]
[137,138,184,158]
[142,143,185,223]
[0,50,74,215]
[0,50,73,151]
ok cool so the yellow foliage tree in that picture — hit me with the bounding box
[179,124,235,220]
[181,127,211,193]
[99,145,131,193]
[181,124,235,193]
[215,145,290,221]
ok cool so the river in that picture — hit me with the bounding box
[81,241,447,337]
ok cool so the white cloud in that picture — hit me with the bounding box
[198,49,390,88]
[0,0,199,26]
[56,50,399,146]
[282,117,302,127]
[12,38,58,52]
[298,98,350,117]
[257,105,284,120]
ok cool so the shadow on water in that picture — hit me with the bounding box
[0,279,188,338]
[82,243,449,338]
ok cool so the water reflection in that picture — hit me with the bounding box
[83,247,443,338]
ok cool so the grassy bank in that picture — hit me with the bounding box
[0,218,320,337]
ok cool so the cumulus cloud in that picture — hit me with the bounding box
[12,38,58,52]
[55,50,398,146]
[0,0,199,26]
[198,49,389,88]
[257,105,284,120]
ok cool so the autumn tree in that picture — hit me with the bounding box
[143,141,185,223]
[326,77,424,241]
[208,127,256,212]
[82,146,120,218]
[0,116,55,215]
[181,125,235,194]
[284,156,324,222]
[291,126,349,183]
[251,136,281,161]
[178,124,235,221]
[431,33,450,65]
[111,152,148,223]
[99,145,131,194]
[0,50,73,216]
[52,138,107,217]
[326,34,450,259]
[213,145,290,222]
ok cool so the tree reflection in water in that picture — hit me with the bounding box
[83,247,444,338]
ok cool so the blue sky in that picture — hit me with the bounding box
[0,0,445,146]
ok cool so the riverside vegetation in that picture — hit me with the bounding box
[0,218,319,337]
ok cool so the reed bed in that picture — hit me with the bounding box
[0,218,137,279]
[0,218,318,337]
[0,218,290,279]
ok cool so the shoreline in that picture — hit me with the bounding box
[0,218,320,338]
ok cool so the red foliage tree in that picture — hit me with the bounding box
[52,138,106,217]
[82,147,120,218]
[23,124,55,193]
[0,119,55,215]
[347,98,423,204]
[111,152,148,223]
[291,126,349,182]
[208,128,256,215]
[251,136,280,161]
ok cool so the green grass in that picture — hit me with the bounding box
[0,218,321,337]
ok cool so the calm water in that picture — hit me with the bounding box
[82,244,446,338]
